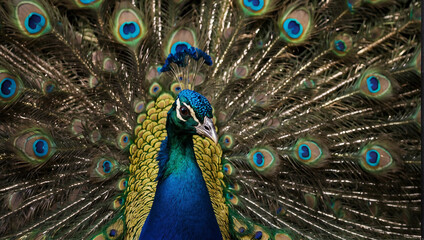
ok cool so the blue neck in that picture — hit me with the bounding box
[139,128,222,240]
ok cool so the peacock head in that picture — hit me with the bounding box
[167,89,217,143]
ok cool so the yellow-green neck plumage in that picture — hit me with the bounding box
[126,93,229,239]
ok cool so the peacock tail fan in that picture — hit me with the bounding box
[0,0,421,240]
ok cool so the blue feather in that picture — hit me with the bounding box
[140,133,222,240]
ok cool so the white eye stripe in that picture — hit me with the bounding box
[183,102,200,124]
[175,98,201,124]
[176,99,186,122]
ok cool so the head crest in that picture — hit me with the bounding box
[158,46,212,91]
[177,90,213,121]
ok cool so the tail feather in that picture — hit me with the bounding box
[0,0,420,239]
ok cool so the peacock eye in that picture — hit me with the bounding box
[91,157,119,180]
[247,147,280,176]
[180,106,190,117]
[357,69,393,99]
[13,129,56,164]
[359,145,394,174]
[292,139,327,167]
[0,72,23,104]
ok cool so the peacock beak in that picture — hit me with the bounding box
[195,117,218,144]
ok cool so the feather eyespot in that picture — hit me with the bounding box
[279,6,313,44]
[102,160,112,173]
[223,163,234,175]
[276,206,287,216]
[113,196,124,209]
[7,192,23,211]
[234,66,249,79]
[1,78,17,100]
[75,0,102,8]
[149,82,162,96]
[105,217,124,239]
[283,18,303,39]
[71,119,84,137]
[366,150,380,166]
[246,0,263,9]
[134,100,145,113]
[33,139,48,157]
[226,192,239,205]
[299,144,313,160]
[228,182,241,191]
[166,28,197,56]
[331,33,353,57]
[117,132,131,149]
[231,217,250,237]
[79,0,97,4]
[92,157,119,180]
[171,41,192,55]
[0,71,23,104]
[347,0,362,13]
[253,226,270,240]
[42,80,56,94]
[109,229,117,237]
[253,152,265,167]
[119,22,140,40]
[359,145,394,174]
[275,233,293,240]
[0,78,16,98]
[247,147,280,176]
[13,129,56,164]
[367,76,381,93]
[239,0,269,16]
[89,76,99,88]
[102,58,117,73]
[293,139,328,167]
[90,130,101,143]
[219,134,234,150]
[304,193,318,209]
[25,13,45,34]
[112,5,146,47]
[170,82,183,95]
[103,103,116,115]
[366,26,384,41]
[17,2,51,37]
[242,0,264,11]
[117,178,128,190]
[358,70,393,99]
[303,79,316,89]
[335,40,346,51]
[254,231,263,239]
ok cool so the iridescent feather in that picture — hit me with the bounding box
[0,0,420,239]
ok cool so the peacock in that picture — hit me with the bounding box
[0,0,421,239]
